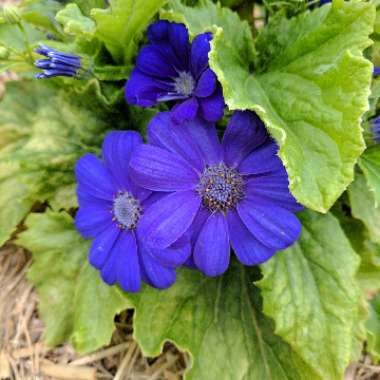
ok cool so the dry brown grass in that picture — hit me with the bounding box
[0,245,188,380]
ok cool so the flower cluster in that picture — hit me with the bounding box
[74,21,303,292]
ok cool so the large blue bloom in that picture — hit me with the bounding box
[75,131,191,292]
[125,20,225,124]
[129,111,303,277]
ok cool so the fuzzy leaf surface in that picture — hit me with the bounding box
[349,172,380,245]
[17,211,128,352]
[258,211,363,379]
[0,81,111,245]
[359,146,380,207]
[91,0,167,63]
[128,262,321,380]
[367,294,380,362]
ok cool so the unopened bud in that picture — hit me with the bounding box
[2,5,21,25]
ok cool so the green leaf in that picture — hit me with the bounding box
[163,0,254,56]
[129,262,320,380]
[335,207,380,292]
[17,210,128,352]
[359,146,380,207]
[257,211,363,380]
[0,22,44,74]
[167,0,375,212]
[56,3,96,39]
[91,0,167,63]
[0,80,113,245]
[348,172,380,245]
[71,0,106,17]
[20,0,63,34]
[367,293,380,362]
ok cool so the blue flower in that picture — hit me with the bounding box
[372,116,380,143]
[129,111,303,277]
[34,44,82,79]
[374,67,380,76]
[75,131,191,292]
[125,20,225,124]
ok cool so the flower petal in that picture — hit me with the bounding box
[115,231,141,293]
[181,118,222,165]
[146,232,191,267]
[189,206,210,245]
[227,209,276,265]
[147,112,204,171]
[194,212,230,276]
[129,145,199,191]
[138,190,201,249]
[101,230,141,291]
[194,68,216,98]
[147,20,169,43]
[125,68,173,106]
[199,87,225,122]
[171,97,199,124]
[239,141,283,175]
[89,224,120,269]
[102,131,142,190]
[139,246,177,289]
[168,22,190,68]
[245,175,303,212]
[136,45,177,78]
[75,153,116,201]
[75,206,112,239]
[190,32,212,78]
[237,200,302,250]
[76,185,112,209]
[222,111,268,167]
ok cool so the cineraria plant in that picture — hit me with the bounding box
[1,0,380,379]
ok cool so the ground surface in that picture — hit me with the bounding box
[0,244,380,380]
[0,244,188,380]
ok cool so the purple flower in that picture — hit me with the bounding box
[374,67,380,76]
[372,116,380,143]
[125,20,225,124]
[75,131,191,292]
[129,111,303,277]
[34,44,82,79]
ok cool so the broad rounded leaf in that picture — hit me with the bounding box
[257,211,363,380]
[17,211,128,353]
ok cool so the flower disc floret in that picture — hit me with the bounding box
[112,192,141,229]
[197,163,245,212]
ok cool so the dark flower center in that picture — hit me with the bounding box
[174,71,195,96]
[197,163,245,212]
[112,192,141,230]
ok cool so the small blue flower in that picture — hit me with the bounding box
[129,111,303,277]
[372,116,380,143]
[34,44,82,79]
[125,20,225,124]
[374,67,380,77]
[75,131,191,292]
